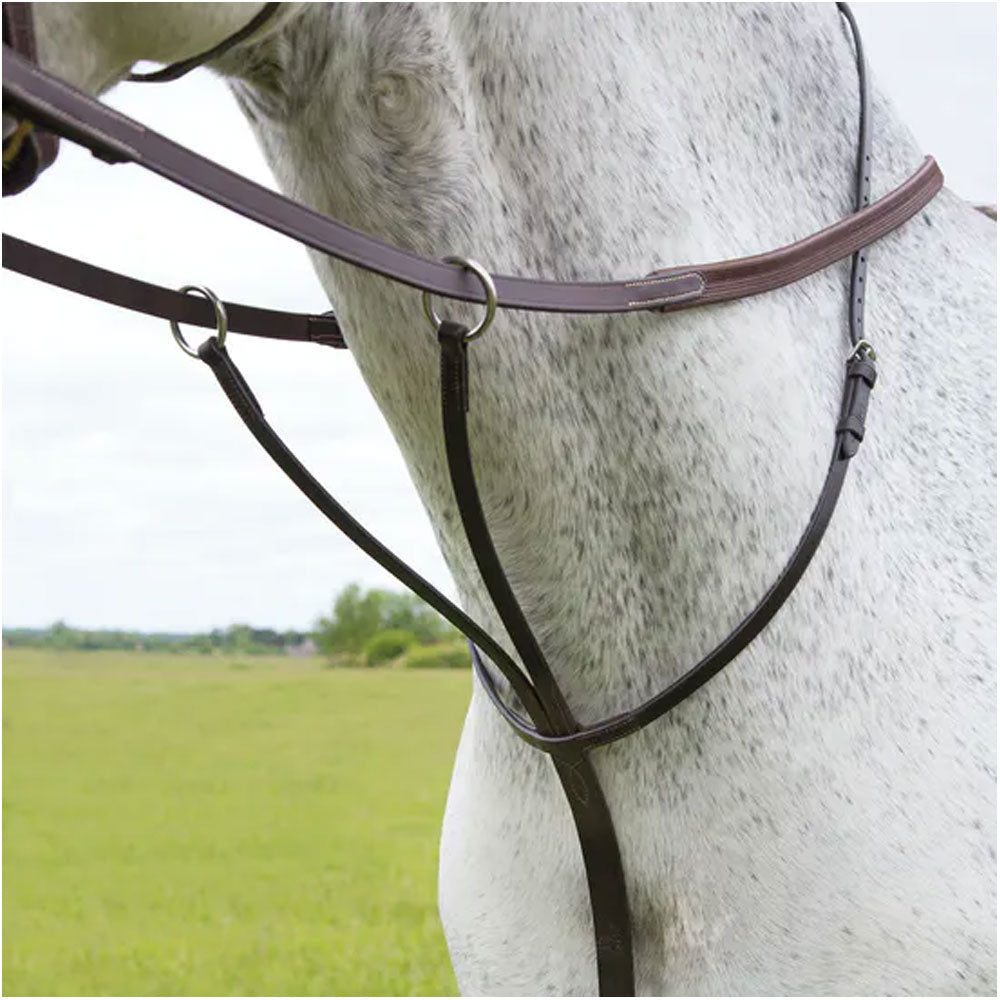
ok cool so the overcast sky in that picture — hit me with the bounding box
[2,4,995,633]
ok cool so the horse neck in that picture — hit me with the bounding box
[224,3,927,716]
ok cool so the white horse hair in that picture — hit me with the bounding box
[32,3,996,995]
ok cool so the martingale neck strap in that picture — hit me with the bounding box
[187,306,878,997]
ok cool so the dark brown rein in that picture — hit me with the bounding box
[2,3,942,994]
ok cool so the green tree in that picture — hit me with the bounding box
[380,591,456,645]
[224,624,256,654]
[48,621,81,650]
[314,584,387,656]
[363,629,418,667]
[314,584,457,659]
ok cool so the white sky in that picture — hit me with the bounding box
[2,4,996,633]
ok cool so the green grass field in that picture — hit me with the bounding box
[3,650,470,996]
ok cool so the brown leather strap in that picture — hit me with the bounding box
[2,46,943,313]
[2,2,33,61]
[647,159,938,312]
[1,234,346,347]
[437,318,634,989]
[191,333,551,730]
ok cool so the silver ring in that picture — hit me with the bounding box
[421,256,497,341]
[849,338,876,362]
[170,285,228,358]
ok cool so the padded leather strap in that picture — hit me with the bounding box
[646,163,932,314]
[2,44,941,312]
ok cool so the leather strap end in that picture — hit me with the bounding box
[307,311,347,349]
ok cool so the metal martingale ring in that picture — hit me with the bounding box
[422,256,497,341]
[170,285,228,358]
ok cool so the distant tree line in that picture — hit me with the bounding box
[3,585,470,669]
[2,621,308,655]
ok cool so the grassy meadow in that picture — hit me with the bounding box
[3,650,471,996]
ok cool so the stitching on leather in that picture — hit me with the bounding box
[623,273,702,290]
[625,294,702,308]
[623,272,705,308]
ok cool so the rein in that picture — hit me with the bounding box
[1,3,943,994]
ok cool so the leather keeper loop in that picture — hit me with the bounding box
[837,356,878,458]
[438,320,471,413]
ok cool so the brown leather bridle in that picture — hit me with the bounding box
[1,3,943,994]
